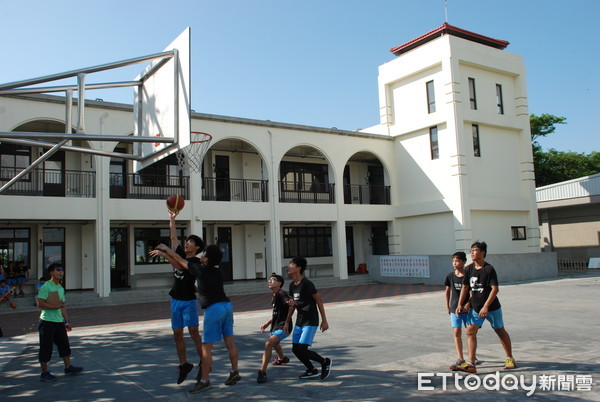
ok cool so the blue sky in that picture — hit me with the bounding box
[1,0,598,153]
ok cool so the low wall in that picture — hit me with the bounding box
[368,252,557,285]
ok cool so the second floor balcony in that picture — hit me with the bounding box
[344,184,391,205]
[202,177,268,202]
[1,167,95,198]
[279,181,335,204]
[110,172,190,199]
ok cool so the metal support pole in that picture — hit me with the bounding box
[66,89,73,133]
[77,73,86,133]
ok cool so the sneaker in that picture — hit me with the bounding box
[189,380,212,394]
[224,370,241,385]
[504,357,517,369]
[320,358,332,380]
[456,361,477,374]
[177,362,194,384]
[257,370,267,383]
[64,365,84,375]
[40,371,57,382]
[449,359,465,371]
[299,368,319,379]
[9,304,16,309]
[273,356,290,365]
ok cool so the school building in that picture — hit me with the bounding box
[0,24,556,298]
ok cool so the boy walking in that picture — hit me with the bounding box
[456,241,516,373]
[36,263,83,382]
[284,257,332,380]
[257,273,292,383]
[444,251,477,370]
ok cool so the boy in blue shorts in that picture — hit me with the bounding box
[152,243,240,393]
[284,257,332,380]
[456,241,516,373]
[444,251,478,370]
[167,209,204,385]
[257,273,292,383]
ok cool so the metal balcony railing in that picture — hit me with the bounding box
[0,167,95,197]
[109,173,190,199]
[343,184,391,205]
[279,182,335,204]
[202,177,268,202]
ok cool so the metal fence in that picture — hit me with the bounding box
[1,168,95,197]
[202,178,268,202]
[557,259,589,271]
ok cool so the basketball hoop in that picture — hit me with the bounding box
[175,131,212,173]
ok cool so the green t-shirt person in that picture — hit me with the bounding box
[38,280,65,322]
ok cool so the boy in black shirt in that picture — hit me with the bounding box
[257,273,292,383]
[284,257,332,380]
[456,241,516,373]
[167,209,204,385]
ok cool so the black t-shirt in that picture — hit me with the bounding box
[169,246,198,301]
[463,262,501,313]
[188,262,229,309]
[444,271,468,312]
[289,277,319,327]
[270,289,292,332]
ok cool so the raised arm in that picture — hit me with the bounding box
[149,243,187,270]
[168,209,180,249]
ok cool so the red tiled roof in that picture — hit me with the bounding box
[390,23,509,56]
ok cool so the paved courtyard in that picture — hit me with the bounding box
[1,273,598,400]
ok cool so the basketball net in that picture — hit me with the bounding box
[175,132,212,173]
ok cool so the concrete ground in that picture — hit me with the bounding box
[0,273,598,401]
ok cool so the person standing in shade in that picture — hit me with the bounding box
[37,263,83,382]
[284,257,332,380]
[257,273,292,383]
[167,208,204,385]
[151,243,240,393]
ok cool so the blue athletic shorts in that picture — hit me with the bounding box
[271,329,289,342]
[6,278,16,285]
[170,298,199,329]
[467,307,505,329]
[16,277,26,284]
[450,312,468,328]
[202,301,234,343]
[292,325,318,346]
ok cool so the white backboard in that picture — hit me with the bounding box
[133,27,191,171]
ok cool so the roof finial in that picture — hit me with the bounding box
[444,0,449,23]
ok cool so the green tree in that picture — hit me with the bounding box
[530,113,600,187]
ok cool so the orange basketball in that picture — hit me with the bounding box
[166,194,185,212]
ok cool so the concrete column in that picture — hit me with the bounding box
[95,152,111,297]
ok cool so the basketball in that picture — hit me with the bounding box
[166,194,185,212]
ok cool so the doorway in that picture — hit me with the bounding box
[346,226,355,274]
[110,228,129,288]
[215,155,230,201]
[217,227,233,282]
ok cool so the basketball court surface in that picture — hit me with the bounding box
[1,274,598,400]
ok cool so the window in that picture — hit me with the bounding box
[496,84,504,114]
[280,162,329,192]
[43,228,64,269]
[0,143,31,181]
[429,126,439,160]
[472,124,481,157]
[0,228,30,268]
[283,227,332,258]
[134,227,185,264]
[426,80,436,113]
[468,77,477,110]
[511,226,526,240]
